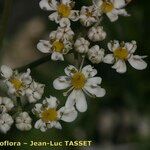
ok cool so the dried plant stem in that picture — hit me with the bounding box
[16,53,78,72]
[16,55,51,72]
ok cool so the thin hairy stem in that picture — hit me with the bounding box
[16,55,51,72]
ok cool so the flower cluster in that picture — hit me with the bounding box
[0,66,44,133]
[1,65,45,102]
[32,96,77,132]
[0,0,147,134]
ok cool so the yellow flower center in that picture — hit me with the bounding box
[101,1,114,13]
[41,108,58,122]
[10,78,23,91]
[57,4,71,17]
[114,47,128,60]
[71,72,86,90]
[48,0,51,4]
[86,10,93,17]
[52,40,64,52]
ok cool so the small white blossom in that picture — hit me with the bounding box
[80,5,100,27]
[88,45,105,64]
[0,65,32,96]
[103,40,147,73]
[74,38,90,54]
[93,0,130,22]
[0,97,14,113]
[39,0,79,24]
[32,96,77,132]
[25,81,45,103]
[37,32,72,61]
[56,20,74,41]
[0,113,14,134]
[15,112,32,131]
[88,26,106,42]
[53,65,106,112]
[56,26,74,41]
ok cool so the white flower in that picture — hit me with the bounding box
[0,97,14,113]
[88,45,105,64]
[88,26,106,42]
[32,96,77,132]
[0,113,14,134]
[74,38,90,54]
[56,20,74,41]
[0,65,32,96]
[53,65,106,112]
[15,112,32,131]
[80,5,100,27]
[39,0,79,24]
[37,33,72,61]
[103,40,147,73]
[93,0,130,22]
[25,81,45,103]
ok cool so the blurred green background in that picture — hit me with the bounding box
[0,0,150,150]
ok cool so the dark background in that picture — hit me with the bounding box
[0,0,150,150]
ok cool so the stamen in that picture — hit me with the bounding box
[57,4,71,17]
[52,40,64,52]
[114,47,128,60]
[41,108,58,122]
[83,89,96,98]
[10,78,23,91]
[86,10,93,17]
[79,55,85,72]
[71,72,86,90]
[101,1,114,13]
[63,87,74,96]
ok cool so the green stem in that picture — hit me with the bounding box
[0,0,13,50]
[16,55,51,72]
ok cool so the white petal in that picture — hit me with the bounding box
[108,40,120,52]
[106,11,118,22]
[103,54,115,64]
[44,96,58,108]
[114,0,126,8]
[117,9,130,16]
[93,0,103,7]
[84,85,106,98]
[1,65,13,79]
[75,90,87,112]
[59,106,77,122]
[21,69,32,85]
[65,65,78,76]
[128,55,147,70]
[51,52,64,61]
[69,10,79,21]
[112,60,127,73]
[34,119,46,132]
[37,40,51,53]
[65,90,76,108]
[82,65,97,78]
[87,77,102,85]
[53,76,71,90]
[59,18,71,27]
[61,0,71,4]
[32,103,42,114]
[49,12,59,23]
[39,0,53,11]
[125,41,137,53]
[0,124,10,134]
[54,122,62,129]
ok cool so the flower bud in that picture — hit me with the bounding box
[88,45,105,64]
[88,26,106,42]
